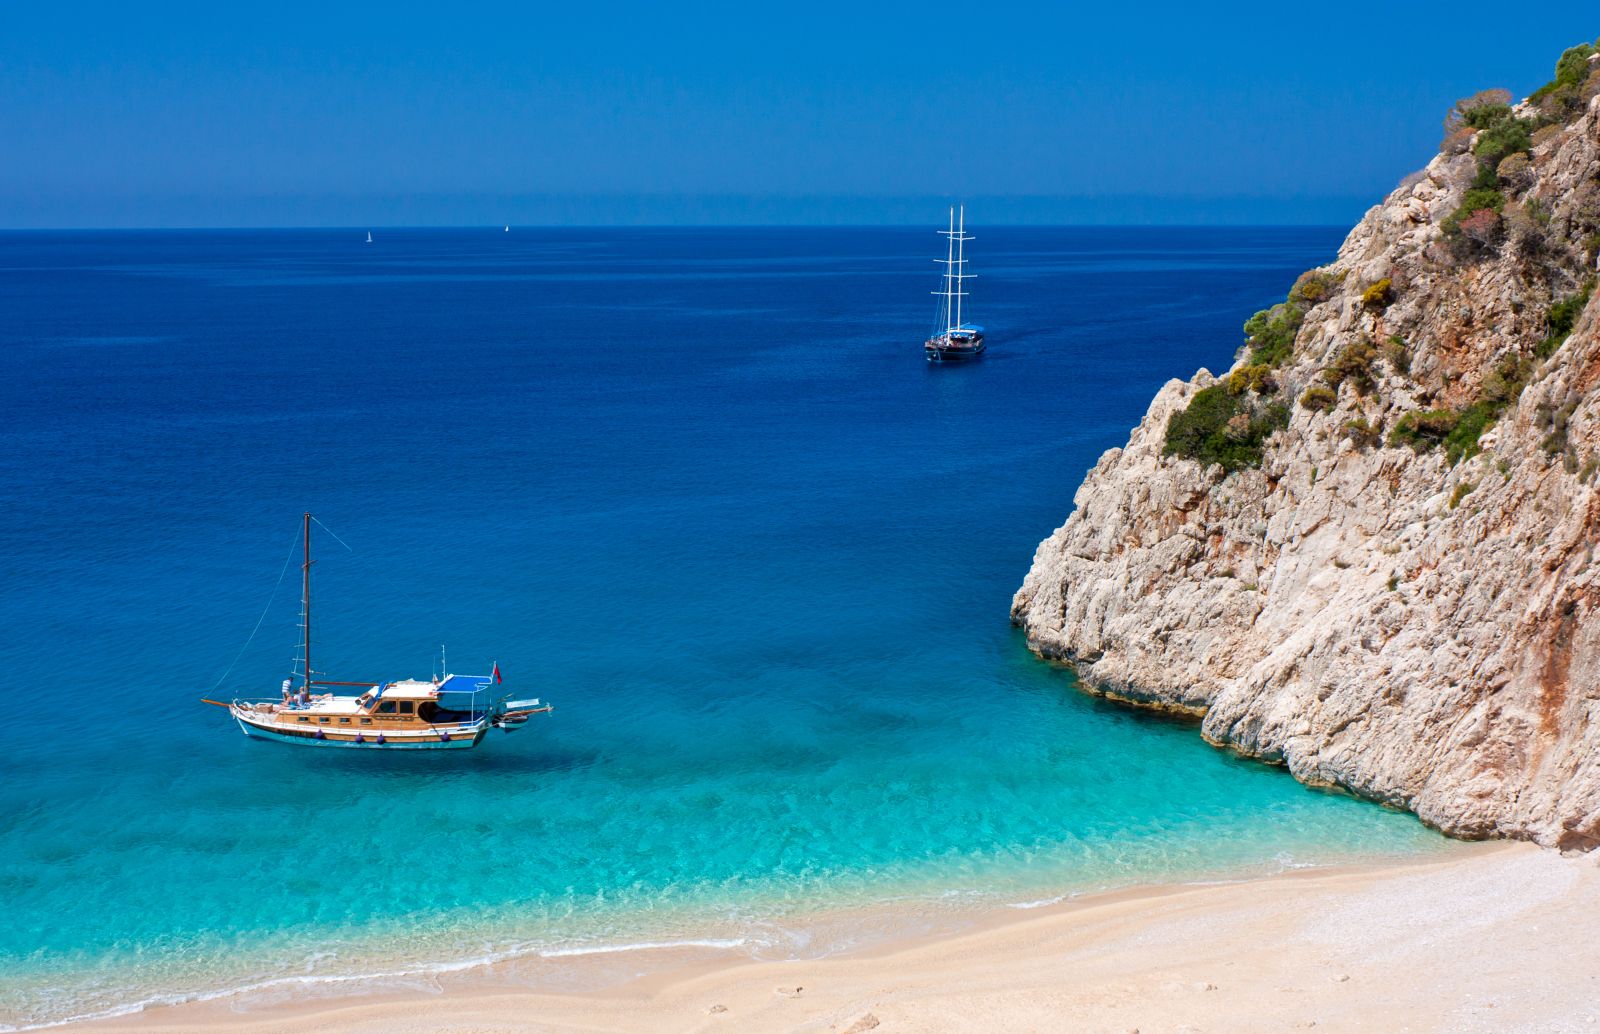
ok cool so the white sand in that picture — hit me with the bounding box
[71,842,1600,1033]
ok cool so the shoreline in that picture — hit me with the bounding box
[61,839,1600,1033]
[11,844,1455,1031]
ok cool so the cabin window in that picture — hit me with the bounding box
[318,717,329,724]
[399,701,414,714]
[418,701,475,723]
[297,717,309,723]
[360,717,372,725]
[377,702,397,714]
[339,717,350,724]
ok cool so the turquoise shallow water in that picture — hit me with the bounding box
[0,227,1448,1028]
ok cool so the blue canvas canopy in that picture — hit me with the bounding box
[436,674,494,710]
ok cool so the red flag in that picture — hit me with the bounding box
[492,662,502,684]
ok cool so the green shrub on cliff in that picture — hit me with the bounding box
[1497,153,1533,192]
[1299,384,1337,411]
[1531,41,1600,122]
[1164,385,1288,472]
[1240,268,1338,369]
[1442,89,1513,137]
[1389,409,1461,453]
[1443,401,1499,464]
[1169,270,1333,469]
[1343,418,1382,450]
[1482,353,1532,405]
[1553,43,1599,87]
[1473,117,1534,170]
[1243,302,1303,367]
[1536,280,1595,358]
[1442,188,1506,235]
[1383,335,1411,374]
[1388,352,1535,464]
[1442,187,1510,259]
[1226,363,1277,395]
[1322,337,1379,395]
[1435,80,1537,262]
[1290,269,1339,305]
[1440,88,1532,170]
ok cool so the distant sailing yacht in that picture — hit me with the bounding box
[924,206,985,362]
[365,231,373,244]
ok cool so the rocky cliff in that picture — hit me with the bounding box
[1012,44,1600,848]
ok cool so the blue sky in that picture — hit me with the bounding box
[2,2,1595,226]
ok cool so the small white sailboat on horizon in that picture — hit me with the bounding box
[366,231,373,244]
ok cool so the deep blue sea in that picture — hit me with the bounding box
[0,226,1449,1028]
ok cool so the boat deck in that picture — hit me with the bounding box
[232,695,490,749]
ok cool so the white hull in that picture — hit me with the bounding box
[232,707,488,749]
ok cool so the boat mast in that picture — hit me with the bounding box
[934,202,947,332]
[302,512,313,692]
[955,206,966,331]
[933,206,974,338]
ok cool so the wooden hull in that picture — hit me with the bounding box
[233,709,488,749]
[924,334,986,362]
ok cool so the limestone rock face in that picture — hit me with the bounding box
[1013,95,1600,848]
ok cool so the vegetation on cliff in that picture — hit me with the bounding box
[1162,35,1600,479]
[1530,41,1600,121]
[1017,33,1600,848]
[1163,270,1335,469]
[1539,280,1597,358]
[1161,383,1288,472]
[1434,42,1600,260]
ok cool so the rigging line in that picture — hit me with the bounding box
[210,525,302,693]
[308,516,463,676]
[309,515,394,585]
[309,516,355,553]
[311,514,398,582]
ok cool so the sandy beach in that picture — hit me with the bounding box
[66,842,1599,1034]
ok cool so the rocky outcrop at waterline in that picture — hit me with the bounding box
[1012,41,1600,848]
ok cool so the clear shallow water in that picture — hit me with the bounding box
[0,227,1446,1028]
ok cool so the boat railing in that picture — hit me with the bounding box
[230,699,492,732]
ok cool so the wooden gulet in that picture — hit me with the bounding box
[204,513,550,750]
[924,205,985,362]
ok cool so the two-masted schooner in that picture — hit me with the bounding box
[924,205,985,362]
[207,514,550,750]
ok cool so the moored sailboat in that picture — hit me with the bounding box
[924,205,985,362]
[206,514,550,749]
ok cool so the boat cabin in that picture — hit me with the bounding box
[246,674,499,737]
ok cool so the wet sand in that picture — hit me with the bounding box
[71,842,1598,1033]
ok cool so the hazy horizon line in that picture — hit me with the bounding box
[0,191,1388,231]
[0,221,1357,232]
